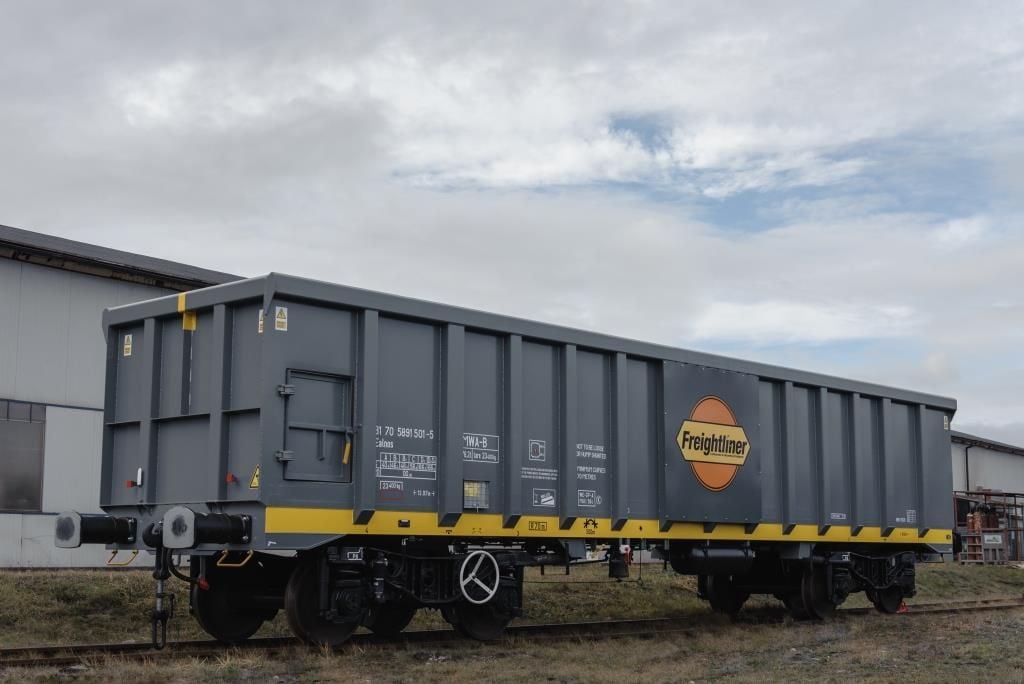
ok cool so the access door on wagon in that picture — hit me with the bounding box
[279,370,354,483]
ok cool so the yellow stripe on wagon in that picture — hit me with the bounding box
[264,507,952,546]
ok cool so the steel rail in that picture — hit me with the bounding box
[4,597,1023,669]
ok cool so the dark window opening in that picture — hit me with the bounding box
[0,399,46,513]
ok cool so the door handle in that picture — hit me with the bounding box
[342,431,353,465]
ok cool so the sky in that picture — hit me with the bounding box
[1,2,1022,443]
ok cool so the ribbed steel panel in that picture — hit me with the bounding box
[99,274,956,550]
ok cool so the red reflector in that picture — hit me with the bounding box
[225,472,237,483]
[198,578,210,591]
[125,480,134,488]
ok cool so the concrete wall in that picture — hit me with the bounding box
[0,259,169,566]
[951,442,1024,493]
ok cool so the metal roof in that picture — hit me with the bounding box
[951,430,1024,458]
[0,223,241,291]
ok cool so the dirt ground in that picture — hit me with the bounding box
[2,560,1023,682]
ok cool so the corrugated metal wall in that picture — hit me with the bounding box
[952,442,1024,493]
[0,258,168,566]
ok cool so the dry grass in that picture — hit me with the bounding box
[5,610,1024,683]
[2,561,1024,682]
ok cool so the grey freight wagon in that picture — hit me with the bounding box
[56,273,956,645]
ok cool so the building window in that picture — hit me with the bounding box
[0,400,46,512]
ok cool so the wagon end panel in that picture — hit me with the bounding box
[101,298,272,513]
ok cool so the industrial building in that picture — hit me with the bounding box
[0,225,237,565]
[950,431,1024,563]
[951,431,1024,493]
[1,223,1022,566]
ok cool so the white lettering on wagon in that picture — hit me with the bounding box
[521,466,557,481]
[576,443,607,481]
[463,433,500,464]
[375,424,436,446]
[375,452,436,481]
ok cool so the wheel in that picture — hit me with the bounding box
[872,586,904,614]
[363,600,417,637]
[190,583,265,644]
[284,557,362,647]
[446,599,513,641]
[800,567,837,620]
[783,589,810,619]
[705,575,749,616]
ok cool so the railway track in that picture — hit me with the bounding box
[4,597,1023,669]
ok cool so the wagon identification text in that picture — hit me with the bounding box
[463,433,500,464]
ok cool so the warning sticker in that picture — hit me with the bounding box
[249,465,261,489]
[528,439,546,462]
[274,306,288,332]
[122,334,133,357]
[258,309,265,334]
[532,488,556,507]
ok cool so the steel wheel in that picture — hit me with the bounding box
[363,601,417,637]
[190,583,265,644]
[448,600,513,641]
[783,589,810,619]
[284,557,361,647]
[706,575,749,616]
[800,567,837,620]
[872,586,904,614]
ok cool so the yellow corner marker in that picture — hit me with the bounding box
[342,436,352,465]
[178,293,197,331]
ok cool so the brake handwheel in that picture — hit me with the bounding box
[458,550,501,605]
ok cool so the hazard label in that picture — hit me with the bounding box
[258,309,265,334]
[274,306,288,332]
[249,465,261,489]
[123,334,133,357]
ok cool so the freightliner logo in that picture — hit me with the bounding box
[675,396,750,492]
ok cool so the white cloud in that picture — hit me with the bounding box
[0,2,1022,444]
[935,216,990,247]
[688,301,917,345]
[116,61,197,126]
[92,3,1024,195]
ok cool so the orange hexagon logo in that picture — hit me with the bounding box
[675,396,750,492]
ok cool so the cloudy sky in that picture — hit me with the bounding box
[2,2,1022,442]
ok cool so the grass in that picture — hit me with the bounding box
[2,560,1024,681]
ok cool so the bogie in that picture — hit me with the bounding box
[677,544,917,621]
[266,542,527,646]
